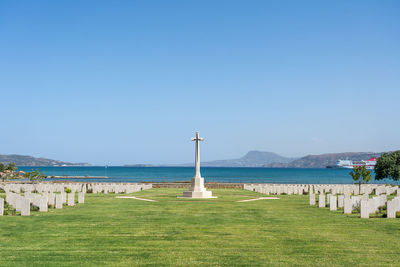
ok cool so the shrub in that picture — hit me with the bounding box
[24,169,46,183]
[4,203,16,216]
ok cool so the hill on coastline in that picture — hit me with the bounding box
[175,151,385,168]
[0,154,90,166]
[263,152,383,168]
[179,151,297,167]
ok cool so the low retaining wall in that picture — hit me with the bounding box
[151,182,244,189]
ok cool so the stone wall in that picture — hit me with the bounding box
[151,182,244,189]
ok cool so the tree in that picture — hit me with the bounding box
[375,151,400,181]
[24,169,46,183]
[5,163,17,171]
[0,162,20,181]
[350,166,372,193]
[0,172,19,182]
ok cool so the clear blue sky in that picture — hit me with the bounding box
[0,1,399,165]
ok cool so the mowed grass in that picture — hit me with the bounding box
[1,188,400,266]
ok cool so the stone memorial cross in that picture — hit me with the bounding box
[181,131,214,198]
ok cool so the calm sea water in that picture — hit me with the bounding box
[16,166,398,184]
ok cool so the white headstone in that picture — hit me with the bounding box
[309,193,316,205]
[318,194,325,208]
[48,193,55,206]
[330,195,337,211]
[78,192,85,204]
[67,193,75,206]
[387,200,397,218]
[360,200,369,218]
[15,196,23,212]
[344,196,352,214]
[327,194,332,205]
[61,192,67,204]
[21,198,31,216]
[39,196,48,212]
[338,195,344,208]
[55,194,63,209]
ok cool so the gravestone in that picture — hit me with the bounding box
[318,194,325,208]
[67,193,75,206]
[371,197,380,213]
[297,187,303,195]
[48,193,55,206]
[352,196,361,209]
[387,200,397,218]
[78,192,85,204]
[344,196,352,214]
[326,194,332,205]
[55,194,63,209]
[61,192,67,204]
[330,195,337,211]
[360,200,369,218]
[39,196,48,212]
[15,196,22,212]
[338,195,344,208]
[21,198,30,216]
[309,193,316,205]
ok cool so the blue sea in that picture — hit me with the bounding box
[16,166,398,184]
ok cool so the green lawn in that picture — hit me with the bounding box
[1,188,400,266]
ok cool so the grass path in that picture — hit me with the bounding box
[0,188,400,266]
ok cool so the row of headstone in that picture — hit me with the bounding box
[0,191,86,216]
[244,183,400,196]
[0,182,152,195]
[90,183,152,194]
[244,184,309,195]
[310,192,400,219]
[1,183,86,194]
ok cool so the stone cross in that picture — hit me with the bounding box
[181,131,214,198]
[192,131,204,179]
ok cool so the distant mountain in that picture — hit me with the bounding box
[123,164,157,167]
[263,152,383,168]
[0,154,91,167]
[180,151,297,167]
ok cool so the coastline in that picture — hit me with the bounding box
[46,176,109,179]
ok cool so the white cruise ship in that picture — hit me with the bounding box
[329,157,377,170]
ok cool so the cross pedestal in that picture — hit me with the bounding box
[181,131,215,199]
